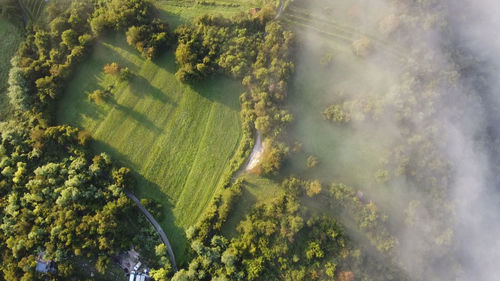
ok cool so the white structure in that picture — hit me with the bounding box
[133,262,142,271]
[129,271,136,281]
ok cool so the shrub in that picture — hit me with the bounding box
[306,155,318,168]
[88,89,111,104]
[78,33,93,48]
[323,104,348,123]
[103,62,120,74]
[61,29,79,48]
[306,180,322,197]
[119,67,133,81]
[260,141,288,175]
[352,37,373,57]
[77,130,92,146]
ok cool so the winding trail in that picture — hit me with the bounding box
[125,191,178,272]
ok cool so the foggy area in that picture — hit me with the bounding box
[285,0,500,279]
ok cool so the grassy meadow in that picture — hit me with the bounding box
[156,0,251,28]
[57,34,243,262]
[156,0,281,28]
[0,17,21,120]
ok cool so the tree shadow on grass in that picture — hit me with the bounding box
[189,75,243,111]
[57,72,108,127]
[98,35,142,72]
[107,97,163,135]
[127,74,177,106]
[154,50,179,74]
[221,183,257,237]
[91,139,190,265]
[155,8,186,29]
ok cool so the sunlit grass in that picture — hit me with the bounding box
[57,34,243,263]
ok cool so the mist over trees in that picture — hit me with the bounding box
[3,0,500,280]
[289,0,500,280]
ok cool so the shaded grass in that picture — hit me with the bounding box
[222,174,283,237]
[0,17,22,120]
[57,34,243,263]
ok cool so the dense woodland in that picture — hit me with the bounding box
[0,0,471,280]
[1,0,173,279]
[0,0,297,279]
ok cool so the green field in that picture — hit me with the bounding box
[156,0,251,28]
[281,0,412,212]
[57,34,243,262]
[0,17,22,120]
[156,0,281,28]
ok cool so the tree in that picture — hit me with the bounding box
[323,104,348,123]
[104,62,120,74]
[61,29,79,48]
[119,67,133,80]
[306,155,319,168]
[88,89,111,104]
[305,242,324,260]
[307,180,322,197]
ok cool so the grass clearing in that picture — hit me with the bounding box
[57,34,243,263]
[156,0,282,28]
[156,0,254,28]
[222,174,284,237]
[0,17,22,120]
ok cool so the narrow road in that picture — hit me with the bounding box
[125,191,178,272]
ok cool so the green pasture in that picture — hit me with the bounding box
[57,34,243,262]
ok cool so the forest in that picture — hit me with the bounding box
[1,0,499,280]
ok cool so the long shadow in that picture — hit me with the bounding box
[127,74,176,106]
[108,97,163,135]
[156,50,179,74]
[91,139,189,265]
[221,186,257,237]
[155,7,187,29]
[189,75,242,111]
[57,72,106,126]
[98,35,142,73]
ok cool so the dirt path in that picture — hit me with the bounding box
[275,0,285,19]
[232,131,265,181]
[125,191,178,272]
[246,131,264,171]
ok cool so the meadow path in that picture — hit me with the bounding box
[125,190,178,272]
